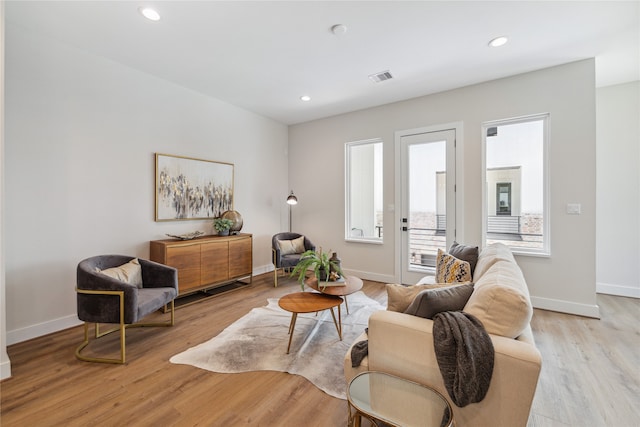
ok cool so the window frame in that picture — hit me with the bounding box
[344,138,384,244]
[482,113,550,257]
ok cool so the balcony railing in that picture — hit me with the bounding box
[435,215,522,234]
[488,215,520,234]
[408,217,543,267]
[409,228,446,267]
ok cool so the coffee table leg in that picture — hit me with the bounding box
[344,296,350,315]
[286,313,298,354]
[329,307,342,340]
[338,305,342,339]
[287,312,296,335]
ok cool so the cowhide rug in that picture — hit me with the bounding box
[170,291,383,399]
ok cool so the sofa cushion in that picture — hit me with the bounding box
[464,283,533,338]
[404,283,474,319]
[449,241,479,275]
[475,259,529,296]
[436,249,472,283]
[473,243,516,281]
[386,283,456,312]
[277,236,305,255]
[96,258,143,288]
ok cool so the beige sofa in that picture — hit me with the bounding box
[344,243,542,427]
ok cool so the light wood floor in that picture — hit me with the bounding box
[1,273,638,426]
[527,293,640,427]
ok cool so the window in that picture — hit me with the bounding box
[345,139,383,243]
[483,114,549,255]
[496,183,512,216]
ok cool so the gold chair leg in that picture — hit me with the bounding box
[75,321,127,364]
[75,288,127,364]
[75,293,175,364]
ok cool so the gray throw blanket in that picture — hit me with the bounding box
[433,311,494,407]
[350,328,368,367]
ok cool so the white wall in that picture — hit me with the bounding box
[596,81,640,298]
[1,2,12,380]
[3,24,289,345]
[289,59,599,317]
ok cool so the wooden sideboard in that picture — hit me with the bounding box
[150,233,252,296]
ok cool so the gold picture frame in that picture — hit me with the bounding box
[155,153,234,221]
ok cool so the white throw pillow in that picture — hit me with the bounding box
[277,236,305,255]
[97,258,143,288]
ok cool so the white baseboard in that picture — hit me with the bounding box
[342,269,395,284]
[7,314,82,346]
[530,296,600,318]
[253,264,274,276]
[596,282,640,298]
[0,357,11,380]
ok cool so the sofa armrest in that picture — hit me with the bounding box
[366,310,542,427]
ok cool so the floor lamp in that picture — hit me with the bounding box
[287,191,298,232]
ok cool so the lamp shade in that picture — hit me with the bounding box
[286,191,298,205]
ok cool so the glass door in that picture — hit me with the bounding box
[400,129,456,284]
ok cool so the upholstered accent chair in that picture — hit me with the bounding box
[271,232,316,287]
[76,255,178,364]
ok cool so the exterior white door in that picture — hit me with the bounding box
[399,128,456,284]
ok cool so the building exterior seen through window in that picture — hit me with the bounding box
[483,114,549,255]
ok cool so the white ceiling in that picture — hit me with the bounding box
[6,1,639,125]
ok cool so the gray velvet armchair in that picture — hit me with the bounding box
[76,255,178,364]
[272,232,316,287]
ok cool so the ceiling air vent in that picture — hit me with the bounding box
[369,70,393,83]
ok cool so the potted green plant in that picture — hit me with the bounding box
[213,218,233,236]
[290,248,344,291]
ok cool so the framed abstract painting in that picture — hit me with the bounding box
[155,153,234,221]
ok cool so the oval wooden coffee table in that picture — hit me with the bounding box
[278,292,344,354]
[305,275,363,314]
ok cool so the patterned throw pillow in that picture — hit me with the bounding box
[436,249,472,283]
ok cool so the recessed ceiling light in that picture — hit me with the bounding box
[331,24,348,36]
[300,95,311,102]
[139,7,161,21]
[488,36,508,47]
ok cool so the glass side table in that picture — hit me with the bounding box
[347,371,454,427]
